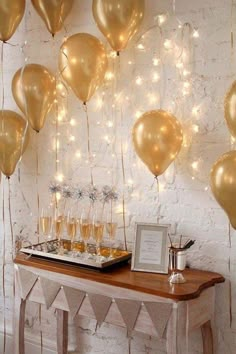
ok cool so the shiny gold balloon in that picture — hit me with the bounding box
[0,110,29,177]
[59,33,108,103]
[224,81,236,138]
[12,64,56,132]
[210,151,236,229]
[93,0,145,53]
[0,0,25,42]
[132,110,183,177]
[31,0,74,36]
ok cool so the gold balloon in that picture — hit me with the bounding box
[12,64,56,132]
[0,0,25,42]
[210,151,236,229]
[132,110,183,177]
[224,80,236,138]
[59,33,108,103]
[92,0,145,53]
[0,110,29,177]
[31,0,74,36]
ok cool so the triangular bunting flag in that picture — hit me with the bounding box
[39,277,61,309]
[88,293,112,327]
[18,268,38,300]
[115,299,141,331]
[144,302,172,338]
[63,287,85,318]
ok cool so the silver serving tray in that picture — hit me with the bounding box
[20,239,132,269]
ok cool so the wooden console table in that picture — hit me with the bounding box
[14,254,224,354]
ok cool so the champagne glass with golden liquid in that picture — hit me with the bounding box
[54,207,64,254]
[66,210,77,254]
[40,206,52,252]
[92,209,104,261]
[79,208,92,259]
[106,208,118,259]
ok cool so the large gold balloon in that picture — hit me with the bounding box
[92,0,145,53]
[0,110,29,177]
[59,33,108,103]
[0,0,25,42]
[31,0,74,36]
[210,151,236,229]
[224,81,236,138]
[12,64,56,132]
[132,110,183,177]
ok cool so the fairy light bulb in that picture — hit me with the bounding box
[193,29,199,38]
[183,81,190,89]
[56,192,61,201]
[157,14,167,26]
[75,150,81,158]
[191,161,198,170]
[183,69,190,77]
[69,135,75,142]
[204,186,209,191]
[137,43,145,50]
[55,173,64,182]
[164,39,172,50]
[192,124,199,133]
[192,106,199,116]
[70,118,76,126]
[148,93,157,104]
[135,76,143,85]
[107,120,113,128]
[135,111,142,118]
[152,72,160,83]
[128,60,133,65]
[105,71,114,80]
[152,58,160,66]
[176,62,183,69]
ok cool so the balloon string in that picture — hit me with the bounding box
[8,178,14,259]
[36,132,40,241]
[2,179,6,354]
[128,336,131,354]
[1,41,4,111]
[39,304,43,354]
[83,103,94,186]
[228,222,232,328]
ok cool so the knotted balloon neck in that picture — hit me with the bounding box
[154,176,159,193]
[116,51,120,56]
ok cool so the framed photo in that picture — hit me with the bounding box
[131,222,169,274]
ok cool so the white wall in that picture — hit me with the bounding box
[0,0,235,353]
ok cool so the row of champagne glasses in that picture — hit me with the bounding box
[39,205,117,260]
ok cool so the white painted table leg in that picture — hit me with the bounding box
[166,302,188,354]
[201,320,213,354]
[57,309,68,354]
[14,266,26,354]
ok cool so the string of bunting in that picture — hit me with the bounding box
[17,267,173,344]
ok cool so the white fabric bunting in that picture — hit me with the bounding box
[18,268,38,300]
[39,277,61,309]
[115,299,141,331]
[63,286,85,318]
[88,293,112,327]
[144,302,172,338]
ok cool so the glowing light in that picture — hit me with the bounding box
[135,76,143,85]
[176,62,183,69]
[69,135,75,142]
[55,173,64,182]
[191,161,198,170]
[128,61,133,65]
[96,97,103,109]
[148,93,157,104]
[193,29,199,38]
[164,39,172,50]
[157,14,167,25]
[127,179,133,185]
[192,106,200,116]
[152,58,160,66]
[183,81,190,88]
[135,111,142,118]
[107,120,113,128]
[57,83,64,90]
[183,70,190,77]
[152,72,160,83]
[105,71,114,80]
[204,186,209,191]
[137,43,145,50]
[70,118,76,126]
[192,124,199,133]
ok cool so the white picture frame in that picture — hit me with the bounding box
[131,222,170,274]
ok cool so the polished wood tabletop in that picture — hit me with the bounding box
[14,254,224,301]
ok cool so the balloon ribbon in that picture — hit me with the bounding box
[83,103,94,186]
[2,180,6,354]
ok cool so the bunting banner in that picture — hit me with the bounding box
[144,302,172,338]
[115,299,141,332]
[17,268,173,336]
[18,268,38,300]
[88,293,112,327]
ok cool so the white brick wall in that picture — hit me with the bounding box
[0,0,236,353]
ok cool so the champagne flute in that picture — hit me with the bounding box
[40,206,52,252]
[92,209,104,261]
[54,208,64,254]
[106,209,117,259]
[66,211,77,254]
[80,208,92,258]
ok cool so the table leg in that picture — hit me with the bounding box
[166,303,188,354]
[201,320,213,354]
[57,309,68,354]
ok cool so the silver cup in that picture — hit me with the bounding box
[169,248,187,284]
